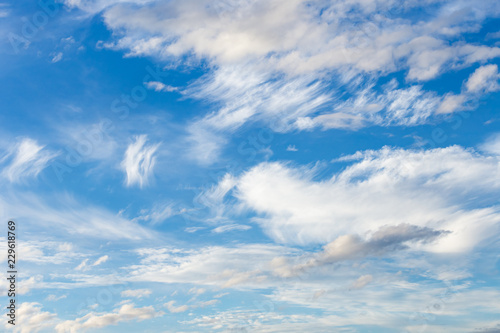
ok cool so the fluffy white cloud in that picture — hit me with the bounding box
[95,0,500,78]
[121,135,160,188]
[465,64,500,93]
[206,144,500,252]
[55,303,163,332]
[8,302,57,333]
[0,138,58,183]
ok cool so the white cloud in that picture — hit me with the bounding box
[184,226,205,233]
[46,294,67,301]
[14,240,81,264]
[121,289,152,299]
[55,303,164,332]
[96,0,500,77]
[286,145,298,152]
[51,52,63,63]
[57,0,500,163]
[465,64,500,93]
[18,275,43,295]
[1,138,58,183]
[76,256,109,271]
[480,132,500,155]
[8,302,57,333]
[132,202,176,225]
[69,0,500,129]
[206,144,500,252]
[92,255,109,267]
[212,224,251,233]
[350,274,373,290]
[75,259,89,271]
[164,298,218,314]
[437,93,466,114]
[164,301,189,313]
[126,244,295,288]
[144,81,178,92]
[0,192,154,240]
[188,287,206,296]
[121,135,160,188]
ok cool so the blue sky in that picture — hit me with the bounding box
[1,0,500,332]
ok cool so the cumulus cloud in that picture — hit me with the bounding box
[121,135,160,188]
[465,64,500,93]
[1,138,58,183]
[8,302,57,333]
[55,303,163,332]
[437,93,467,114]
[96,0,500,78]
[206,144,500,251]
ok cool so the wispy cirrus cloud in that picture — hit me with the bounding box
[0,192,154,240]
[75,255,109,271]
[121,289,152,299]
[121,135,160,188]
[0,3,10,18]
[0,138,58,183]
